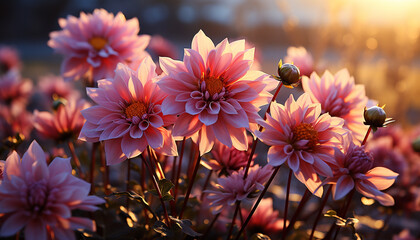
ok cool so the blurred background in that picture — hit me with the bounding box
[1,0,420,126]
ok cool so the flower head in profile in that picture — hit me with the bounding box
[205,164,273,214]
[284,46,314,77]
[158,30,276,154]
[33,98,90,142]
[0,141,104,240]
[323,134,398,206]
[256,93,345,197]
[48,9,150,83]
[302,69,370,143]
[0,46,20,77]
[207,135,254,175]
[79,57,177,165]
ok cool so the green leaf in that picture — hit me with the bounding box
[148,179,175,201]
[169,216,203,237]
[251,233,271,240]
[153,220,170,237]
[111,191,157,221]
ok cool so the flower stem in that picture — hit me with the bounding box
[283,169,293,232]
[226,201,241,240]
[361,126,372,146]
[243,82,283,179]
[332,189,355,240]
[67,141,84,178]
[179,151,201,219]
[203,212,221,239]
[98,143,110,195]
[234,166,281,240]
[200,170,213,201]
[174,137,186,205]
[90,142,98,194]
[126,159,131,209]
[141,154,171,226]
[309,185,332,240]
[238,204,248,240]
[148,147,164,179]
[282,189,311,240]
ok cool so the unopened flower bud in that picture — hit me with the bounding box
[364,106,387,130]
[277,62,301,87]
[52,98,67,111]
[412,136,420,153]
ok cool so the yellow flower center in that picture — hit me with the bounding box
[125,102,147,119]
[292,123,319,148]
[204,75,224,96]
[89,37,108,51]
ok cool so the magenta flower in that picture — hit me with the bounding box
[0,141,104,239]
[205,164,273,214]
[302,69,369,143]
[0,73,33,116]
[240,198,286,234]
[323,134,398,206]
[207,135,254,174]
[37,75,81,107]
[158,30,276,154]
[0,46,20,76]
[33,98,90,142]
[284,46,314,77]
[256,93,345,197]
[48,9,150,83]
[79,58,177,165]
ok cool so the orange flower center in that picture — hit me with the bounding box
[89,37,108,51]
[125,102,147,119]
[204,75,224,96]
[292,123,319,148]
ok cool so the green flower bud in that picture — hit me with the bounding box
[276,61,301,88]
[364,106,386,127]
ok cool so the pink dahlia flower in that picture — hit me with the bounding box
[158,30,277,154]
[205,164,273,214]
[0,141,104,240]
[240,198,286,234]
[79,58,177,165]
[284,46,314,77]
[323,134,398,206]
[207,135,254,174]
[0,72,33,116]
[302,69,369,143]
[48,9,150,83]
[0,46,20,76]
[256,93,346,197]
[33,98,90,142]
[37,75,81,108]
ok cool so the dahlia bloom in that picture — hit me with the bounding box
[0,73,33,116]
[207,135,254,174]
[256,93,345,197]
[240,198,286,234]
[33,98,90,142]
[284,46,314,77]
[37,75,80,108]
[79,58,177,165]
[323,134,398,206]
[302,69,369,143]
[0,46,20,76]
[0,141,104,240]
[205,164,273,214]
[158,30,276,154]
[48,9,150,83]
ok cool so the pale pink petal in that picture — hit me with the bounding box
[104,138,126,165]
[365,167,398,190]
[333,175,354,200]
